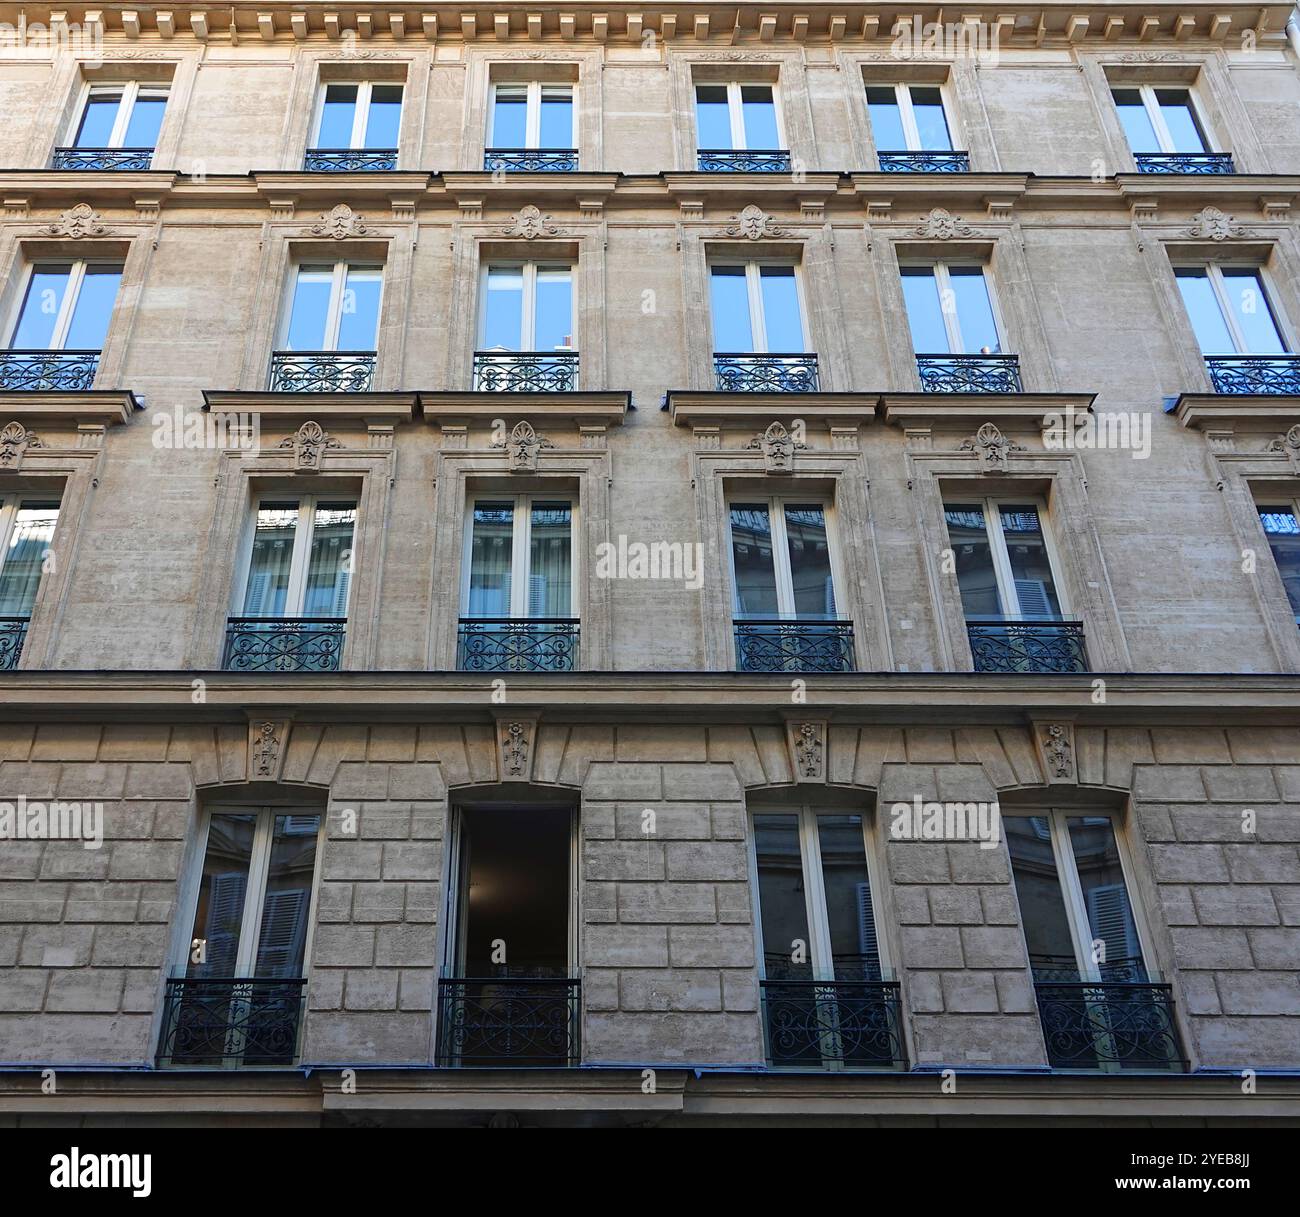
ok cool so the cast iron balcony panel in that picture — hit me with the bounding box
[484,148,579,172]
[967,618,1088,674]
[157,977,307,1067]
[877,150,970,173]
[0,618,28,670]
[0,350,99,392]
[1133,152,1234,174]
[458,618,579,672]
[734,619,855,673]
[1205,355,1300,395]
[1034,977,1185,1071]
[917,353,1023,394]
[761,977,905,1069]
[713,352,819,393]
[473,350,578,392]
[267,351,376,392]
[51,147,155,170]
[436,975,581,1067]
[697,149,792,173]
[302,148,398,172]
[224,617,346,673]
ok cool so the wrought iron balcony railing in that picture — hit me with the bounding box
[713,352,819,393]
[0,350,100,392]
[458,617,579,672]
[697,149,792,173]
[0,617,28,671]
[224,617,346,673]
[1034,980,1186,1071]
[484,148,579,172]
[878,149,971,173]
[761,978,905,1069]
[967,617,1088,674]
[157,976,307,1067]
[917,353,1023,394]
[1205,354,1300,396]
[302,148,398,172]
[436,975,581,1067]
[267,350,376,392]
[734,619,855,673]
[473,350,579,392]
[1134,152,1234,175]
[51,147,155,170]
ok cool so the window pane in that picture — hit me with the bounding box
[301,503,356,618]
[285,266,334,350]
[365,85,402,148]
[1155,89,1208,154]
[784,505,835,618]
[865,86,906,149]
[482,266,524,349]
[730,504,779,617]
[317,83,358,147]
[758,266,803,352]
[74,92,121,147]
[1066,817,1147,982]
[944,503,1004,617]
[1259,507,1300,620]
[528,502,571,617]
[253,813,321,978]
[186,812,257,977]
[1175,268,1235,353]
[534,267,573,351]
[753,814,812,978]
[1111,87,1159,153]
[0,503,59,616]
[999,505,1063,618]
[910,86,953,150]
[491,85,528,146]
[62,265,123,350]
[709,265,754,351]
[539,86,574,147]
[741,85,779,148]
[123,94,166,147]
[10,265,72,349]
[694,84,732,148]
[240,504,298,617]
[900,266,949,353]
[337,265,382,350]
[468,502,514,616]
[1219,269,1286,355]
[948,266,1000,354]
[1006,816,1080,979]
[816,816,881,980]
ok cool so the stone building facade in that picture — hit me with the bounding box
[0,1,1298,1126]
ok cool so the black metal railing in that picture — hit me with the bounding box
[713,352,819,393]
[697,149,792,173]
[917,353,1023,394]
[1205,354,1300,396]
[0,617,28,670]
[734,619,855,673]
[0,350,100,392]
[458,618,579,672]
[484,148,579,172]
[1134,152,1234,175]
[302,148,398,172]
[157,977,307,1067]
[473,350,578,392]
[51,147,155,170]
[967,618,1088,674]
[761,978,905,1069]
[224,617,346,672]
[1034,980,1185,1071]
[436,975,581,1067]
[878,149,970,173]
[267,350,376,392]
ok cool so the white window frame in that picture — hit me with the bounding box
[696,80,786,151]
[0,496,59,610]
[1115,84,1214,155]
[866,82,956,151]
[487,81,577,149]
[460,493,578,620]
[69,80,169,148]
[709,260,811,354]
[902,261,1008,356]
[726,496,844,620]
[278,262,384,353]
[477,262,575,352]
[311,80,402,150]
[1175,263,1290,356]
[7,260,121,352]
[1255,499,1300,624]
[234,495,357,619]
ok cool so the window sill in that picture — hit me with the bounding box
[0,388,140,427]
[201,389,417,426]
[880,391,1096,431]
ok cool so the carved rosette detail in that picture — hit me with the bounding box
[0,421,46,470]
[251,721,282,778]
[502,722,530,778]
[47,203,111,239]
[960,422,1025,474]
[1267,424,1300,471]
[913,207,975,239]
[1182,207,1247,241]
[725,204,787,240]
[1041,723,1075,780]
[311,204,368,239]
[747,420,805,473]
[793,722,824,780]
[493,420,554,472]
[279,420,342,472]
[502,204,561,239]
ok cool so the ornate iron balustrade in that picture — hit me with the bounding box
[436,976,581,1067]
[0,350,100,392]
[1134,152,1234,175]
[734,619,855,673]
[967,618,1088,674]
[697,149,792,173]
[1034,981,1186,1071]
[878,150,971,173]
[302,148,398,172]
[484,148,579,172]
[1205,355,1300,396]
[473,350,579,392]
[224,617,346,673]
[157,977,307,1067]
[0,618,28,671]
[51,147,155,170]
[713,352,819,393]
[267,350,376,392]
[458,618,579,672]
[917,353,1023,394]
[761,978,905,1069]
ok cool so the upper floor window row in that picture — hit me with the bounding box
[53,82,168,170]
[304,81,403,172]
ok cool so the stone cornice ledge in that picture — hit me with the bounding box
[202,390,417,424]
[667,391,879,429]
[1170,393,1300,433]
[0,390,141,426]
[418,391,630,427]
[881,392,1095,430]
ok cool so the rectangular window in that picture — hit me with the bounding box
[281,263,383,352]
[900,263,1002,355]
[489,82,575,149]
[1111,86,1210,155]
[238,499,356,620]
[0,499,59,643]
[942,499,1066,621]
[729,500,838,621]
[479,263,574,352]
[694,82,782,150]
[1257,504,1300,623]
[709,263,806,354]
[463,497,573,620]
[866,84,953,151]
[1174,266,1287,356]
[72,82,168,150]
[313,82,403,150]
[9,262,123,352]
